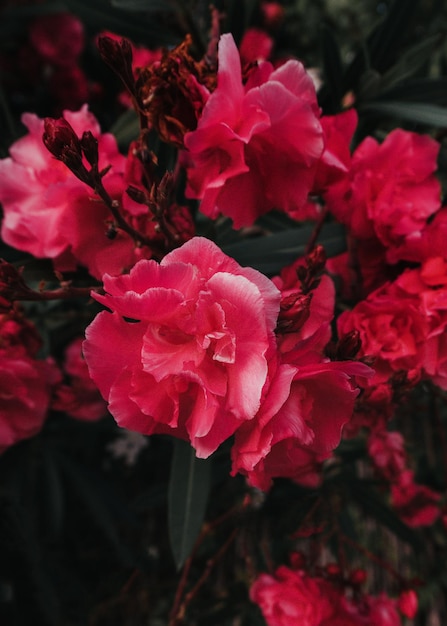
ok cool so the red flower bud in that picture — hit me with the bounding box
[349,568,367,586]
[43,118,90,183]
[398,589,418,619]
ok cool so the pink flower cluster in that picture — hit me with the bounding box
[83,237,369,487]
[184,34,326,227]
[338,256,447,393]
[250,565,408,626]
[0,106,194,279]
[0,313,59,452]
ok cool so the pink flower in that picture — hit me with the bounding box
[239,28,274,65]
[232,356,369,490]
[184,33,324,228]
[367,429,406,481]
[29,13,84,67]
[391,470,440,527]
[0,106,158,279]
[83,237,280,458]
[338,258,447,390]
[314,108,358,195]
[0,314,60,452]
[326,129,441,263]
[397,590,418,619]
[250,566,335,626]
[53,338,107,421]
[251,565,404,626]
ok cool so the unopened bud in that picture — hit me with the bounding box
[336,330,362,360]
[349,568,367,586]
[398,589,418,619]
[289,551,306,570]
[126,185,148,205]
[43,118,90,183]
[80,131,99,168]
[43,117,81,159]
[325,563,341,579]
[97,35,136,97]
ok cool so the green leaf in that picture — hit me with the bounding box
[110,108,140,148]
[342,0,420,93]
[111,0,175,10]
[64,0,179,45]
[168,439,211,570]
[380,34,442,91]
[376,78,447,105]
[222,223,346,275]
[360,101,447,127]
[320,23,344,113]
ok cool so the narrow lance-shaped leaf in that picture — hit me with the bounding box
[360,101,447,128]
[168,439,212,570]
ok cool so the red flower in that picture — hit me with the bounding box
[53,338,107,422]
[184,33,324,228]
[0,314,60,452]
[326,129,441,263]
[0,106,169,278]
[29,13,84,67]
[391,470,440,527]
[83,237,280,458]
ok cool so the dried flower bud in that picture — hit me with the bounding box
[80,130,99,168]
[0,260,32,308]
[97,35,136,98]
[43,118,90,184]
[43,117,81,158]
[297,245,326,294]
[126,185,148,205]
[335,330,362,360]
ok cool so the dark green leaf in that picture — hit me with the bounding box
[343,0,420,93]
[360,101,447,127]
[376,78,447,105]
[320,23,344,113]
[110,108,140,148]
[111,0,174,10]
[222,223,346,275]
[58,454,137,565]
[380,34,442,91]
[168,439,211,569]
[64,0,179,46]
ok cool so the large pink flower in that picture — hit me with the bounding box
[184,33,324,228]
[0,106,152,278]
[338,257,447,390]
[83,237,281,458]
[231,355,369,490]
[326,129,441,263]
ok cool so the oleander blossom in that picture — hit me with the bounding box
[337,256,447,391]
[0,314,60,452]
[250,565,403,626]
[184,33,324,228]
[325,128,441,264]
[0,106,156,279]
[231,251,371,490]
[83,237,281,458]
[53,337,107,421]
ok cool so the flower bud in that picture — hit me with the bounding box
[398,589,418,619]
[43,118,90,183]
